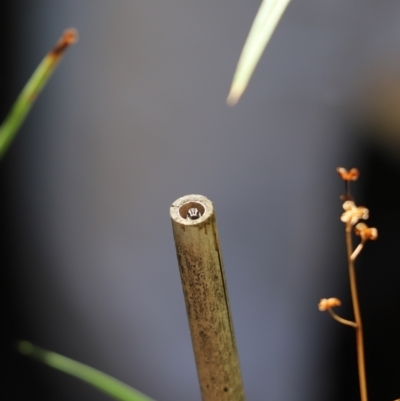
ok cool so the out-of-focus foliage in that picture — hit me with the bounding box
[227,0,291,105]
[0,29,77,159]
[18,341,157,401]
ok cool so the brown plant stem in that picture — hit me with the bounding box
[346,224,368,401]
[327,308,357,328]
[351,242,364,261]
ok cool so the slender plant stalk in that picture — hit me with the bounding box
[346,224,368,401]
[0,28,78,159]
[351,242,364,261]
[328,308,357,328]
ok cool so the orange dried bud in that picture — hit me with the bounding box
[51,28,79,57]
[337,167,359,181]
[318,298,341,311]
[355,223,378,241]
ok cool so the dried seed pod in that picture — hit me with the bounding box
[337,167,359,181]
[355,223,378,241]
[318,298,341,311]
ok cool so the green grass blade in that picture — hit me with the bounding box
[227,0,291,105]
[18,341,157,401]
[0,28,78,159]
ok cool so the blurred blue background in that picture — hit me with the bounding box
[2,1,400,400]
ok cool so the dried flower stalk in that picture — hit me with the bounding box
[319,168,379,401]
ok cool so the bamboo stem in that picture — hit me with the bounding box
[346,224,368,401]
[170,194,246,401]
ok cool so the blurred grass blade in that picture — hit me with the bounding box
[0,28,78,159]
[227,0,291,105]
[18,341,157,401]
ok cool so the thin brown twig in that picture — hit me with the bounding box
[346,223,368,401]
[351,242,364,261]
[327,308,357,328]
